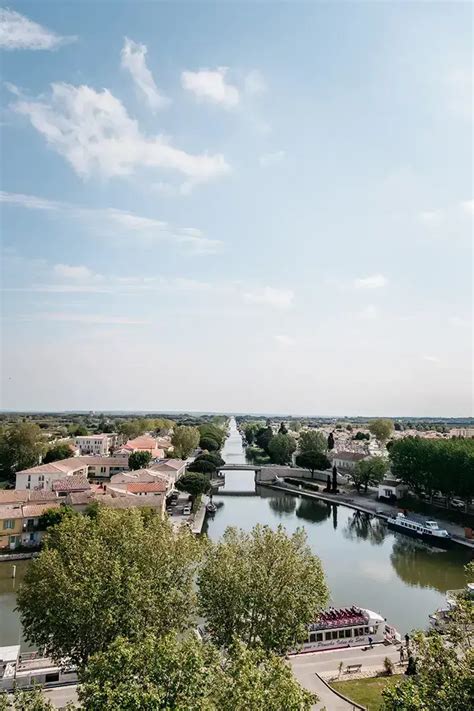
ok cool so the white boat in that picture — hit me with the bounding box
[296,606,401,653]
[429,583,474,631]
[387,512,452,547]
[0,645,77,692]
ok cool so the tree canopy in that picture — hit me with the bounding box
[197,524,328,653]
[43,443,73,464]
[128,450,152,470]
[295,451,330,476]
[268,433,296,465]
[188,458,217,475]
[350,456,388,493]
[171,426,200,459]
[0,422,44,482]
[17,508,202,668]
[298,430,327,455]
[176,472,211,497]
[368,418,394,443]
[199,424,225,451]
[78,634,315,711]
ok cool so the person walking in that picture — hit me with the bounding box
[368,636,373,649]
[399,646,405,664]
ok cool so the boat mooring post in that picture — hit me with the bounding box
[12,564,16,578]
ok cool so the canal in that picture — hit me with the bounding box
[204,418,472,636]
[0,417,472,648]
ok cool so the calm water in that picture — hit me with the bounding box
[1,419,471,648]
[204,418,472,635]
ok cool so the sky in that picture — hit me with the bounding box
[0,1,472,416]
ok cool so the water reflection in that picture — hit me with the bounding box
[268,494,297,517]
[343,510,387,545]
[390,536,471,593]
[332,504,338,530]
[295,498,331,524]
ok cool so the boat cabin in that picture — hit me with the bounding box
[301,606,396,652]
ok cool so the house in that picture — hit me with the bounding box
[52,475,91,497]
[378,478,409,501]
[80,456,129,481]
[331,451,369,473]
[150,459,187,482]
[108,469,173,496]
[115,435,165,460]
[99,493,166,516]
[75,434,114,456]
[0,505,24,550]
[15,459,89,491]
[20,502,61,547]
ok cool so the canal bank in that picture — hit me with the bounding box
[204,418,473,637]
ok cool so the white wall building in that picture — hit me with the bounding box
[75,435,111,456]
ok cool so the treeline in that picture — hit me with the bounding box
[243,423,331,472]
[389,437,474,504]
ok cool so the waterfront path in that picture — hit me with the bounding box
[290,644,401,710]
[261,482,474,550]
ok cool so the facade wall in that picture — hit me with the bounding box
[16,465,88,491]
[0,518,23,549]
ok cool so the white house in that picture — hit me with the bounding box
[378,478,408,501]
[16,460,89,491]
[331,451,368,473]
[75,434,111,456]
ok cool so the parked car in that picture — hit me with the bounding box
[451,499,465,510]
[183,505,191,516]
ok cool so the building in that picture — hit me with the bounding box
[75,434,112,456]
[150,459,187,482]
[378,478,409,501]
[114,435,165,460]
[20,502,61,547]
[80,456,129,481]
[331,451,369,473]
[52,475,91,498]
[16,459,89,491]
[108,469,173,496]
[0,505,24,550]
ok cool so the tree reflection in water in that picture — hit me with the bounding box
[268,494,297,517]
[342,510,387,545]
[332,504,338,530]
[390,535,471,593]
[295,498,331,524]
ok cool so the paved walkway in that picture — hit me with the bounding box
[290,645,401,710]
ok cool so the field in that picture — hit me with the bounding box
[331,675,403,710]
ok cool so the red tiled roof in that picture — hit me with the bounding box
[22,502,60,518]
[52,475,91,492]
[0,491,28,504]
[126,481,167,494]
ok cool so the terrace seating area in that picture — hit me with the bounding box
[310,607,367,630]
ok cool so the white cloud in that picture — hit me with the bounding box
[20,312,149,325]
[0,191,222,254]
[53,264,95,280]
[422,355,440,364]
[181,67,240,108]
[274,334,295,347]
[11,83,230,186]
[418,209,444,226]
[259,150,286,167]
[243,287,294,309]
[354,274,388,289]
[121,37,169,111]
[358,304,378,320]
[0,8,76,50]
[460,199,474,215]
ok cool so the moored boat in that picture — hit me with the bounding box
[295,606,401,653]
[429,583,474,631]
[387,512,452,547]
[206,502,217,514]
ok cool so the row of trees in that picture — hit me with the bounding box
[389,437,474,505]
[244,424,332,469]
[16,509,328,709]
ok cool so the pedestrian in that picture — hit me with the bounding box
[368,636,373,649]
[399,647,405,664]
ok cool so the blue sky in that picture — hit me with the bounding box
[0,1,472,415]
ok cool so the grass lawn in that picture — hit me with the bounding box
[331,675,403,711]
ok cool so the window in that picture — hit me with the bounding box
[3,519,14,530]
[316,633,323,642]
[338,629,345,639]
[344,629,352,638]
[309,632,317,643]
[364,627,369,634]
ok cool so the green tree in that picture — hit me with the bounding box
[212,640,315,711]
[268,433,296,465]
[198,524,329,653]
[38,505,76,531]
[195,452,225,468]
[327,432,335,450]
[298,430,327,455]
[368,418,394,444]
[278,421,288,434]
[17,508,202,668]
[289,420,302,433]
[353,431,370,441]
[255,426,273,454]
[199,436,220,452]
[43,443,73,464]
[199,424,225,450]
[171,426,200,459]
[243,423,261,444]
[188,458,216,475]
[0,422,44,483]
[176,472,211,497]
[350,456,388,493]
[79,633,218,711]
[68,424,88,437]
[295,451,330,477]
[128,450,152,470]
[78,634,315,711]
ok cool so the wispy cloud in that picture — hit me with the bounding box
[460,199,474,215]
[181,67,240,108]
[259,150,286,167]
[0,8,76,50]
[18,313,150,326]
[10,83,230,187]
[422,355,440,364]
[274,334,296,347]
[0,191,222,254]
[358,304,378,320]
[244,70,266,96]
[354,274,388,289]
[243,287,294,309]
[121,37,169,111]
